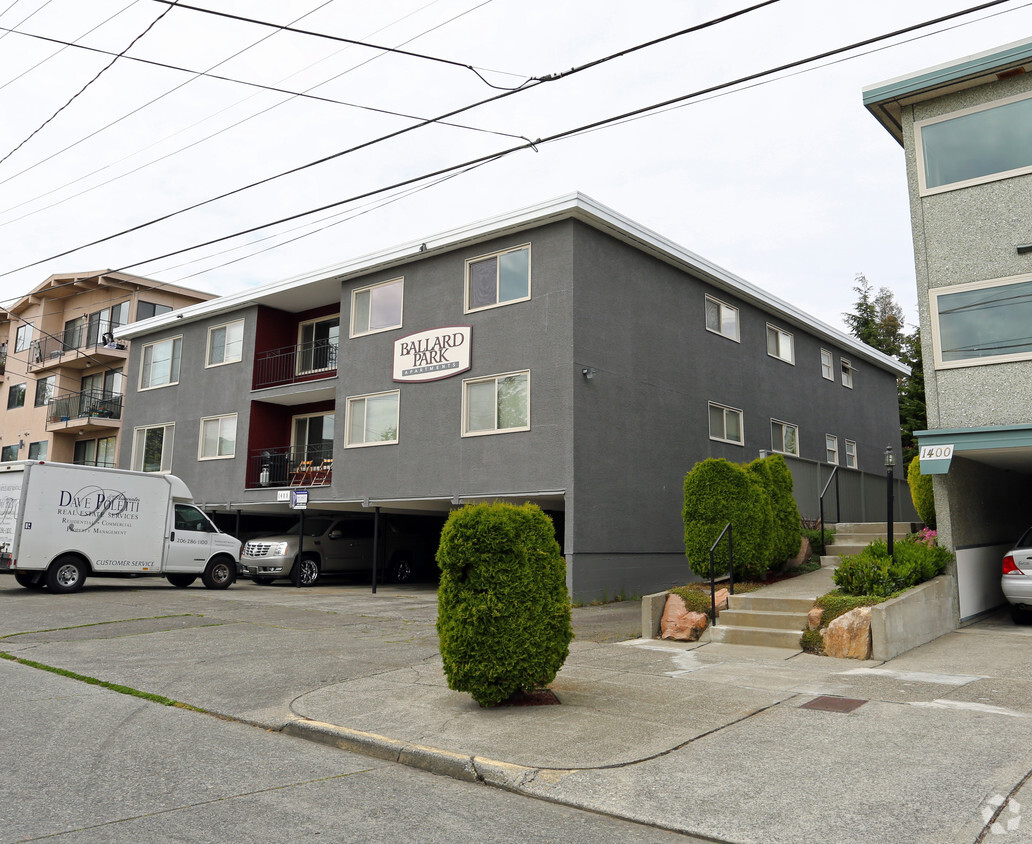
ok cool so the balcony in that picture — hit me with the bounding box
[253,340,338,390]
[0,351,5,380]
[47,389,123,434]
[27,331,129,372]
[246,445,333,489]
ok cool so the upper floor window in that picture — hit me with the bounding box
[199,414,237,460]
[771,419,799,456]
[766,324,794,364]
[293,412,334,463]
[137,301,172,321]
[34,376,55,407]
[463,370,529,436]
[708,401,743,445]
[87,301,129,346]
[346,391,400,447]
[351,278,403,337]
[845,439,858,469]
[918,91,1032,195]
[298,316,339,374]
[132,422,174,473]
[7,383,25,409]
[825,434,839,465]
[930,273,1032,368]
[841,358,854,388]
[820,349,834,381]
[207,320,244,367]
[705,296,740,341]
[140,337,182,389]
[14,324,32,353]
[465,245,530,312]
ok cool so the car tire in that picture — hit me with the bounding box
[389,552,414,584]
[46,555,87,594]
[295,555,320,587]
[1010,604,1031,625]
[167,574,197,588]
[202,557,235,590]
[14,571,45,590]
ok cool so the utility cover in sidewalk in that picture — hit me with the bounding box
[800,695,867,713]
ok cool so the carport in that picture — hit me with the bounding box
[917,424,1032,620]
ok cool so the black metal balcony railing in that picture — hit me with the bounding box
[253,340,338,389]
[28,328,127,365]
[246,444,333,488]
[0,352,5,375]
[48,389,123,424]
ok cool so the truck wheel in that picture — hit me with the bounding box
[389,552,414,584]
[167,574,197,588]
[295,555,320,587]
[202,558,235,590]
[46,556,87,594]
[14,571,45,590]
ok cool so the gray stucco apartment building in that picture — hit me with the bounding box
[117,194,906,601]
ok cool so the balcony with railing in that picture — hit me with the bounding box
[245,444,333,489]
[46,389,123,434]
[253,339,338,390]
[27,328,128,372]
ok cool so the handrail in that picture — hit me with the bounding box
[709,522,734,626]
[818,465,840,555]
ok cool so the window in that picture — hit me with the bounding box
[86,301,129,346]
[63,317,83,351]
[7,383,25,409]
[132,423,174,473]
[820,349,834,380]
[825,434,839,465]
[705,296,740,341]
[199,414,237,460]
[14,324,32,353]
[771,419,799,456]
[708,402,743,445]
[28,441,47,460]
[206,320,244,367]
[766,324,794,364]
[917,92,1032,194]
[140,337,182,389]
[930,274,1032,367]
[292,412,334,462]
[137,301,172,321]
[346,391,400,447]
[462,371,530,436]
[1,445,18,462]
[465,245,530,312]
[298,317,339,374]
[845,439,858,469]
[34,376,55,407]
[174,504,215,533]
[351,278,403,337]
[840,358,854,388]
[74,436,117,468]
[82,368,123,399]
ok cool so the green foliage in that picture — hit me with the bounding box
[898,330,927,465]
[683,459,772,581]
[801,524,836,556]
[755,454,802,568]
[801,591,887,652]
[907,455,936,529]
[669,582,763,620]
[435,502,573,707]
[832,535,951,597]
[800,629,824,654]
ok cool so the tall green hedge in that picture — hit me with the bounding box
[436,502,573,708]
[907,455,936,529]
[747,454,802,570]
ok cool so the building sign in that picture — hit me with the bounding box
[393,326,471,382]
[918,443,954,475]
[291,489,309,510]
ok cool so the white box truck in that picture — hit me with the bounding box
[0,461,240,594]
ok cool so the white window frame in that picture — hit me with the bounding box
[708,401,744,445]
[131,422,175,473]
[464,244,531,314]
[770,418,799,456]
[14,324,32,353]
[705,295,740,342]
[820,349,834,381]
[840,358,854,389]
[766,324,794,364]
[825,434,839,465]
[461,370,530,437]
[350,278,404,338]
[205,320,244,368]
[198,414,237,460]
[345,390,400,448]
[845,439,858,469]
[297,315,340,375]
[139,336,182,390]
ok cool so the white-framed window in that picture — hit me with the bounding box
[916,90,1032,196]
[132,422,174,473]
[351,278,403,337]
[766,324,794,364]
[820,349,834,381]
[845,439,858,469]
[28,440,47,460]
[825,434,839,465]
[346,390,400,447]
[929,273,1032,368]
[14,324,32,353]
[292,412,334,462]
[841,358,854,388]
[705,295,740,342]
[708,401,743,445]
[465,244,531,312]
[462,370,530,436]
[771,419,799,456]
[140,337,182,390]
[199,414,237,460]
[297,316,339,374]
[206,320,244,367]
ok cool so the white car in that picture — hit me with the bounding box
[1002,532,1032,623]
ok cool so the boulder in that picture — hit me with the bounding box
[807,607,824,630]
[787,537,813,569]
[714,587,729,612]
[822,606,872,659]
[660,594,709,641]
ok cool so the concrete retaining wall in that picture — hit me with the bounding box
[642,591,668,639]
[870,575,957,660]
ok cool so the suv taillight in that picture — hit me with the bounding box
[1003,555,1025,576]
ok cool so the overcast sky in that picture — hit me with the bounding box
[2,0,1031,337]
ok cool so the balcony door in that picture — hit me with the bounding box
[297,317,339,375]
[292,412,334,464]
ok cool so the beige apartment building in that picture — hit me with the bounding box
[0,271,213,468]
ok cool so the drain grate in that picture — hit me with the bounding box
[800,695,867,713]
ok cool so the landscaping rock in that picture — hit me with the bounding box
[822,606,872,659]
[807,607,824,630]
[714,587,729,612]
[787,536,813,569]
[660,594,709,641]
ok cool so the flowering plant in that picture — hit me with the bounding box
[916,527,938,547]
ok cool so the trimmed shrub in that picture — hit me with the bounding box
[755,454,802,569]
[801,524,836,557]
[833,535,952,597]
[907,455,936,529]
[436,502,573,707]
[683,458,772,581]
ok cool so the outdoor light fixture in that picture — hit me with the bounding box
[581,367,596,379]
[884,445,895,559]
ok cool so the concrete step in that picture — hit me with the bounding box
[820,555,842,567]
[708,624,804,649]
[824,542,874,557]
[831,522,913,535]
[728,594,814,613]
[718,608,810,630]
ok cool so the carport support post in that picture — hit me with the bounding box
[294,510,305,587]
[371,506,380,594]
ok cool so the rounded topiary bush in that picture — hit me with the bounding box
[436,502,573,708]
[683,458,771,581]
[747,454,801,571]
[907,455,936,529]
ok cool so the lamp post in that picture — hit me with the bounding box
[884,445,896,559]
